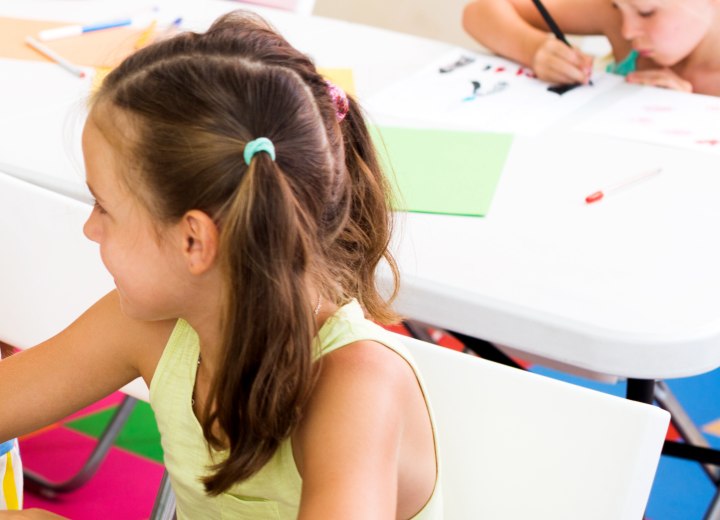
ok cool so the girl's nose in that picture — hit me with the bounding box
[83,208,100,242]
[620,15,641,41]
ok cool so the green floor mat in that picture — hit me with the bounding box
[66,400,164,462]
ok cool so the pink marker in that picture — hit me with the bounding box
[585,167,662,204]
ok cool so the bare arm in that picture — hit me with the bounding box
[0,290,173,443]
[463,0,550,68]
[463,0,622,83]
[294,341,424,519]
[627,68,693,93]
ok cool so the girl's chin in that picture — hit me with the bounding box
[648,52,684,68]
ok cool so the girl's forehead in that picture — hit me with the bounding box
[84,116,129,193]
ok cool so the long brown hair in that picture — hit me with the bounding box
[92,11,399,494]
[0,343,13,359]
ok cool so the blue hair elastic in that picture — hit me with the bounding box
[243,137,276,165]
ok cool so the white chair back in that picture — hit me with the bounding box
[400,334,670,520]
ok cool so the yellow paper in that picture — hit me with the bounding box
[92,66,113,93]
[318,67,356,96]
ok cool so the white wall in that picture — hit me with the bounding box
[313,0,482,49]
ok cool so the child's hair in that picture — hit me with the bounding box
[91,10,399,494]
[0,343,13,359]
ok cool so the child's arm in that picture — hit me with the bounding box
[627,68,693,92]
[294,340,433,519]
[462,0,618,84]
[0,291,173,443]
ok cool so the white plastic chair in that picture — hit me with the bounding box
[403,334,670,519]
[151,333,669,519]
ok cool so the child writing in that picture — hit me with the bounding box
[0,10,441,519]
[462,0,720,96]
[0,344,21,512]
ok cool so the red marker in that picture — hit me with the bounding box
[585,167,662,204]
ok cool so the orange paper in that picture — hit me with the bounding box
[0,17,144,68]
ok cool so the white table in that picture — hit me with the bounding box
[390,121,720,382]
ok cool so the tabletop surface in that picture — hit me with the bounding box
[2,0,720,385]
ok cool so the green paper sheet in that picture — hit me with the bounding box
[372,126,513,217]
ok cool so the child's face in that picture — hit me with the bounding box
[614,0,717,66]
[82,111,187,321]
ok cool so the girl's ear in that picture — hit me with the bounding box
[180,210,219,275]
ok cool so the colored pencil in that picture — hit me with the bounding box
[25,36,85,78]
[38,18,133,41]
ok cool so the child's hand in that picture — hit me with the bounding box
[626,69,693,93]
[532,35,593,85]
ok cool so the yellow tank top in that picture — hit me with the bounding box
[149,300,443,519]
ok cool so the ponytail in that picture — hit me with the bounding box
[202,152,319,493]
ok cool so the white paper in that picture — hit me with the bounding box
[575,86,720,155]
[365,48,623,135]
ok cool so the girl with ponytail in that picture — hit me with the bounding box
[0,11,441,519]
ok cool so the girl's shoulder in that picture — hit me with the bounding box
[305,335,425,448]
[318,338,418,393]
[313,300,416,396]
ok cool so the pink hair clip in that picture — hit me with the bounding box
[325,80,349,122]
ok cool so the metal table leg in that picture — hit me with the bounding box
[150,470,176,520]
[23,395,137,497]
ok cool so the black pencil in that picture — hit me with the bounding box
[531,0,594,85]
[531,0,570,47]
